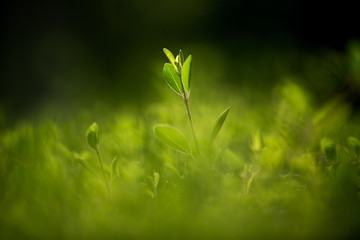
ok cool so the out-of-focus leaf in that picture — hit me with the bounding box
[347,136,360,148]
[154,124,191,154]
[251,131,263,152]
[111,155,119,178]
[182,55,192,94]
[163,63,183,96]
[75,158,97,176]
[164,163,182,177]
[209,107,230,146]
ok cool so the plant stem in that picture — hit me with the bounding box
[179,74,200,154]
[96,147,110,193]
[184,95,200,154]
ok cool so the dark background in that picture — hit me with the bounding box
[1,0,359,119]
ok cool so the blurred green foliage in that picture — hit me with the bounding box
[1,42,360,239]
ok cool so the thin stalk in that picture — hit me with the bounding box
[96,147,110,193]
[184,97,200,153]
[179,74,200,154]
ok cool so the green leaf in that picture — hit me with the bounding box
[163,63,183,96]
[209,107,230,146]
[154,124,191,154]
[86,122,99,150]
[111,155,119,178]
[182,55,192,94]
[163,48,176,67]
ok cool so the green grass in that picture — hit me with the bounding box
[1,45,360,239]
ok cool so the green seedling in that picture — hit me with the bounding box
[86,122,110,191]
[144,171,160,198]
[162,48,197,152]
[157,48,230,154]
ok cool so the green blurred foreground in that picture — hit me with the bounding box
[1,44,360,239]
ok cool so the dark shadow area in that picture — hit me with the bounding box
[0,0,359,120]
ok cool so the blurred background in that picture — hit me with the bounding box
[1,0,360,121]
[2,2,360,239]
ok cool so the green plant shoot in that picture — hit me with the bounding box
[159,48,230,154]
[86,122,110,191]
[162,48,198,152]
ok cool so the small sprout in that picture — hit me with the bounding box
[154,124,191,154]
[161,48,230,155]
[144,172,160,198]
[86,122,99,150]
[153,172,160,198]
[85,122,110,192]
[251,131,263,152]
[209,107,230,146]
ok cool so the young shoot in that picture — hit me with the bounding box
[156,48,230,156]
[86,122,110,192]
[162,48,198,153]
